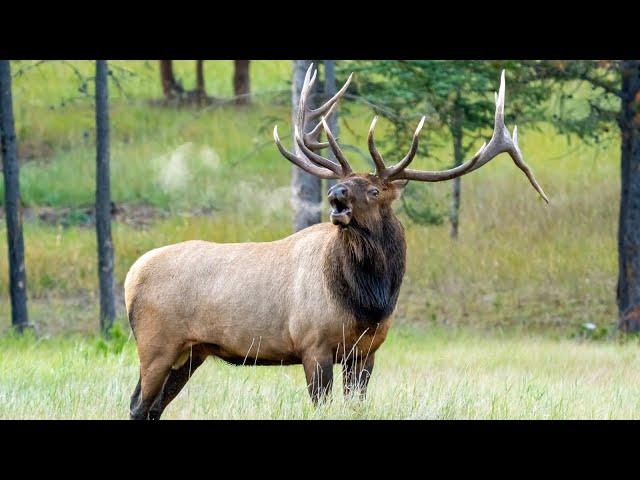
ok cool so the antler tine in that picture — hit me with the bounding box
[296,64,317,128]
[321,116,352,175]
[382,116,426,178]
[307,72,353,120]
[303,101,337,151]
[306,101,337,139]
[294,125,343,173]
[367,116,387,175]
[494,69,505,132]
[510,125,549,203]
[273,125,339,180]
[388,70,548,204]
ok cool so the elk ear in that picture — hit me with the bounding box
[391,179,409,198]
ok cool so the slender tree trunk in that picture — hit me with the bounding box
[95,60,116,337]
[617,60,640,332]
[195,60,206,104]
[159,60,180,101]
[0,60,29,333]
[291,60,321,232]
[324,60,338,192]
[450,105,464,239]
[233,60,250,105]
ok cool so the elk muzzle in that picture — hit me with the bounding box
[328,184,352,226]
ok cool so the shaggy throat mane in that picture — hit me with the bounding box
[324,214,406,324]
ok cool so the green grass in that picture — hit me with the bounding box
[2,326,640,419]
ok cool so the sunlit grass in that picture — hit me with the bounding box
[1,326,639,419]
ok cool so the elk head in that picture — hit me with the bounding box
[274,64,548,230]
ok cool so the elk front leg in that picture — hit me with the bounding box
[302,353,334,405]
[343,353,375,399]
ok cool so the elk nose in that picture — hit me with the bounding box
[328,185,349,201]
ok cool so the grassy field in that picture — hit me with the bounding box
[0,60,627,419]
[2,326,640,420]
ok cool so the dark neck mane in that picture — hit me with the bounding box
[324,209,406,325]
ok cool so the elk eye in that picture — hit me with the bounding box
[369,188,379,198]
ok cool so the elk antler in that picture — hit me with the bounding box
[273,63,354,180]
[274,67,548,203]
[370,70,549,203]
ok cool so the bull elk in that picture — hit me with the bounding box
[125,65,548,419]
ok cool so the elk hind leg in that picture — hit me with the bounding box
[129,375,142,413]
[130,347,181,420]
[148,345,208,420]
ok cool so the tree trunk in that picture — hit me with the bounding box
[617,60,640,332]
[233,60,250,105]
[324,60,338,192]
[159,60,180,101]
[450,105,464,239]
[0,60,29,333]
[195,60,206,104]
[95,60,116,337]
[291,60,322,232]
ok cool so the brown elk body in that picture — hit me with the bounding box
[126,66,548,419]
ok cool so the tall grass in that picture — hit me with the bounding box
[2,327,639,419]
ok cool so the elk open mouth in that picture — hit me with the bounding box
[330,199,352,225]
